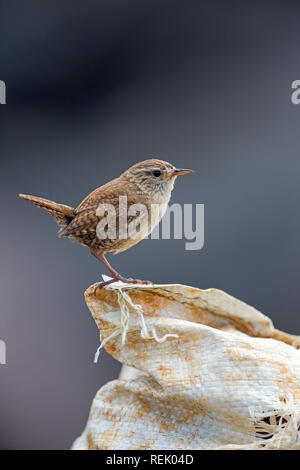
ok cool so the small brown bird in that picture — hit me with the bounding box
[19,159,193,288]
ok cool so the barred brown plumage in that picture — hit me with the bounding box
[19,159,193,288]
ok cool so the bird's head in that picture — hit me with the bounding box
[122,159,194,200]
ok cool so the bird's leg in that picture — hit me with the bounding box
[93,252,124,279]
[92,252,153,291]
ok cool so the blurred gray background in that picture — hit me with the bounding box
[1,0,300,449]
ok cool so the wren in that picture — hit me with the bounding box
[19,159,193,288]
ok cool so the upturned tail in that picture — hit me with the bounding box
[19,193,75,229]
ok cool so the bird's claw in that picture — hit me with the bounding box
[94,278,119,294]
[125,278,153,285]
[94,277,153,295]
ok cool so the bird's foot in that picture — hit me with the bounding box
[121,277,153,285]
[94,278,119,294]
[94,276,153,294]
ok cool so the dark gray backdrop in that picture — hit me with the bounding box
[1,0,300,449]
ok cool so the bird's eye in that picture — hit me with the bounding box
[152,170,161,177]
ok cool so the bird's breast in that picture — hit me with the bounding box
[112,201,168,253]
[148,201,168,231]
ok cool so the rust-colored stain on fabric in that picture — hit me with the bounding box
[72,282,300,450]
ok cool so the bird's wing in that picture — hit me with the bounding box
[59,179,123,238]
[58,207,99,238]
[60,179,151,239]
[58,203,141,239]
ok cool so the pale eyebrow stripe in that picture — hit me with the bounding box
[132,167,162,174]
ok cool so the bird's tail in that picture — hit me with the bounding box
[19,193,75,229]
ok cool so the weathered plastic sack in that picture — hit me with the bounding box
[72,281,300,450]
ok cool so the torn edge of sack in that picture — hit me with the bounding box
[93,282,179,363]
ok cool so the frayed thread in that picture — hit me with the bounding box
[94,286,178,363]
[249,397,300,449]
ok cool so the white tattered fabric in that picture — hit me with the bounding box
[72,279,300,450]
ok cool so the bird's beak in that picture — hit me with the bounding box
[163,168,194,180]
